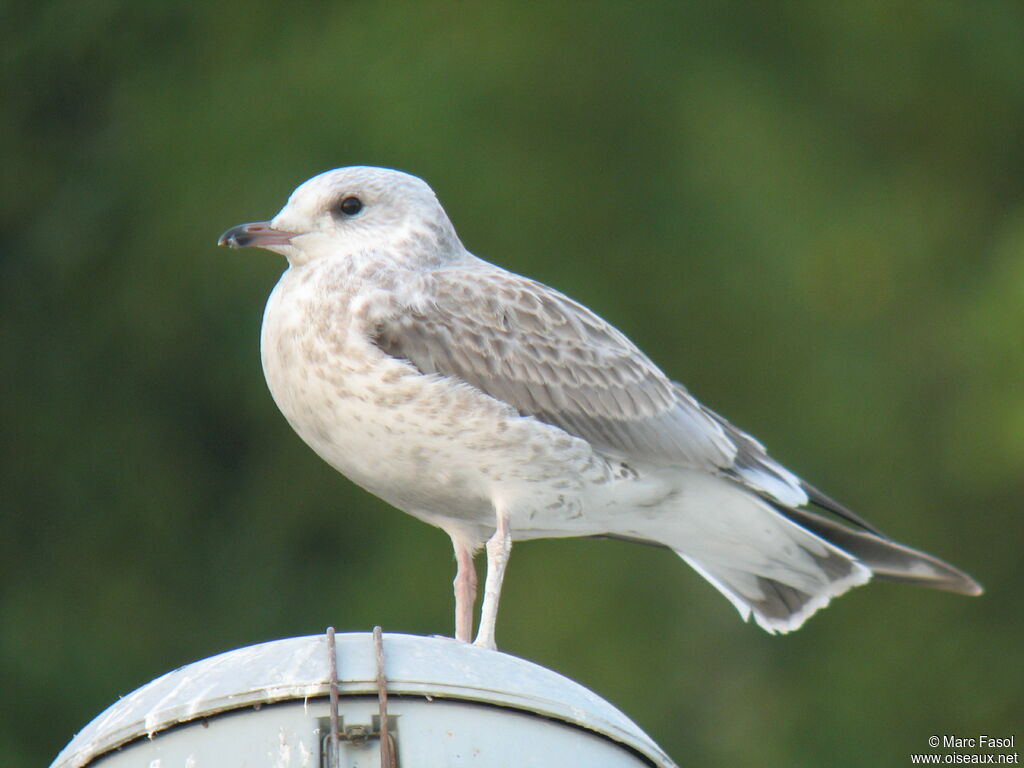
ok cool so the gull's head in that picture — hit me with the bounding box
[218,166,461,267]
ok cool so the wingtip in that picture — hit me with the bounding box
[874,557,984,597]
[915,556,984,597]
[955,576,984,597]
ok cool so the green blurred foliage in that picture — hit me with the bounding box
[3,2,1022,765]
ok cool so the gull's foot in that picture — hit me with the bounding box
[472,633,497,650]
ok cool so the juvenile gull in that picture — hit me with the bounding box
[219,166,981,648]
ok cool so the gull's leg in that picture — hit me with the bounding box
[474,512,511,649]
[453,539,477,643]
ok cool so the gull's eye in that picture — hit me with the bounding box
[335,196,363,217]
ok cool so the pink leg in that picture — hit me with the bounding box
[453,540,477,643]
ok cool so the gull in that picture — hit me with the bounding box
[219,166,981,649]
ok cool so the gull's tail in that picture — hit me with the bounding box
[630,473,982,634]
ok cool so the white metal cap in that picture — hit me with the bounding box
[51,632,677,767]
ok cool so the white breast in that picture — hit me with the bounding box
[259,259,620,546]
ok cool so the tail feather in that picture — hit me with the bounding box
[645,472,982,634]
[649,472,874,633]
[679,549,871,634]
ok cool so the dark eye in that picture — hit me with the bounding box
[336,196,363,216]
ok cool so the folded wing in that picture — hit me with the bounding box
[373,264,806,505]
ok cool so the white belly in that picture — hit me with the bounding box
[259,267,619,545]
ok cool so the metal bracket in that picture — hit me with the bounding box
[321,626,397,768]
[318,714,398,767]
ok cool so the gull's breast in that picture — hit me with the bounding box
[259,264,613,541]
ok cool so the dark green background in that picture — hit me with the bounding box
[4,3,1021,766]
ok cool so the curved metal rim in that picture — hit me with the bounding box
[50,632,676,768]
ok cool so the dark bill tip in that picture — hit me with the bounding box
[218,221,295,248]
